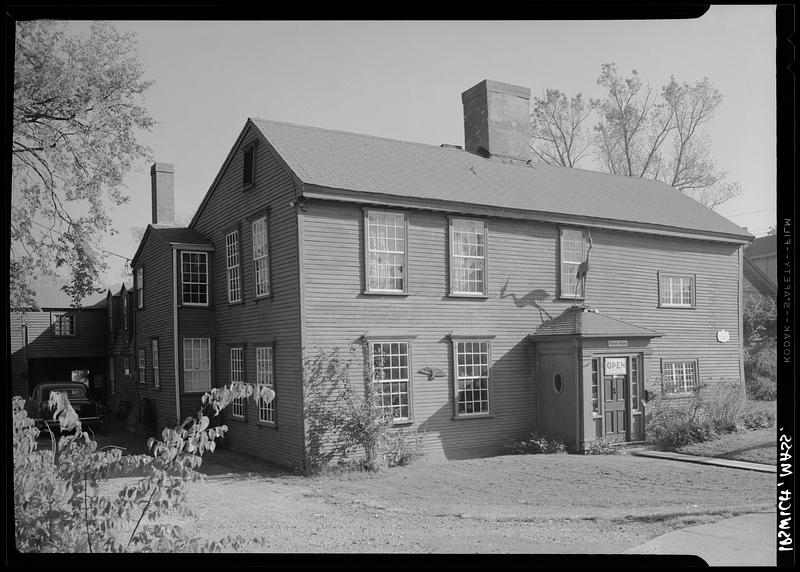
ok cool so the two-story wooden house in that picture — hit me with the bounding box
[123,79,752,470]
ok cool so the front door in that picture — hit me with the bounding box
[602,357,629,441]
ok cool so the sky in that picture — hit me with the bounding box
[54,7,778,287]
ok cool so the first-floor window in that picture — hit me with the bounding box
[256,346,275,423]
[454,340,490,416]
[184,338,211,392]
[591,358,599,415]
[630,355,640,411]
[109,357,116,395]
[138,348,146,385]
[662,360,698,395]
[230,347,245,418]
[371,341,411,420]
[151,340,160,389]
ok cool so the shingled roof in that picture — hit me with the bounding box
[131,225,213,266]
[250,119,751,242]
[529,307,663,339]
[744,234,776,259]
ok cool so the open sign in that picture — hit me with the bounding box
[604,357,627,376]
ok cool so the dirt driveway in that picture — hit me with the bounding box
[89,421,774,554]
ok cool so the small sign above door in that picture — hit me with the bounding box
[604,357,627,376]
[608,339,628,348]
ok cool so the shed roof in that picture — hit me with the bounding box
[530,307,663,339]
[250,119,751,242]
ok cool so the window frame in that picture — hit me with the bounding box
[448,217,489,297]
[255,344,276,425]
[451,338,492,418]
[136,266,144,309]
[558,227,589,300]
[658,272,697,309]
[122,290,128,331]
[251,215,271,299]
[108,356,116,395]
[183,338,212,393]
[370,340,413,423]
[138,347,146,386]
[225,229,243,304]
[123,356,131,378]
[230,346,246,420]
[363,209,409,295]
[151,339,160,389]
[242,143,256,188]
[181,251,210,306]
[51,312,76,337]
[661,359,700,396]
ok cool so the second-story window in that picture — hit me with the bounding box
[252,217,270,297]
[365,210,407,293]
[226,231,242,303]
[560,228,588,299]
[138,348,146,385]
[52,313,76,336]
[136,267,144,309]
[182,251,209,305]
[151,339,160,389]
[659,273,696,308]
[450,218,487,296]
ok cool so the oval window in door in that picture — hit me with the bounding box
[553,372,564,395]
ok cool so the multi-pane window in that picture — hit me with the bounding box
[183,338,211,392]
[230,347,245,418]
[151,339,160,389]
[371,342,410,420]
[108,357,116,395]
[52,313,76,336]
[226,231,242,303]
[662,360,698,395]
[136,267,144,309]
[450,219,487,295]
[243,146,255,186]
[138,348,146,385]
[560,228,588,299]
[454,340,490,416]
[122,292,128,330]
[181,252,209,305]
[366,211,406,293]
[659,274,696,308]
[256,346,275,423]
[252,217,270,297]
[630,356,640,411]
[591,358,600,415]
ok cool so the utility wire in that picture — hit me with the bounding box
[724,207,776,218]
[28,219,132,262]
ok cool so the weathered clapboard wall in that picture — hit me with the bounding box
[190,123,305,469]
[299,199,743,461]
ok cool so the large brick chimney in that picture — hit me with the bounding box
[462,80,532,164]
[150,163,175,225]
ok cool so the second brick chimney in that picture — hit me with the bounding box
[150,163,175,226]
[462,80,532,164]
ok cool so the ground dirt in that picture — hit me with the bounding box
[86,416,774,554]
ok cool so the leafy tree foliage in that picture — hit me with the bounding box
[12,21,155,310]
[529,63,740,210]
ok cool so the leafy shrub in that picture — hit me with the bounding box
[584,437,619,455]
[384,428,425,467]
[511,432,568,455]
[13,381,275,553]
[746,374,777,401]
[645,399,718,449]
[701,379,746,433]
[740,408,776,430]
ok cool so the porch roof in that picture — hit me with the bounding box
[529,306,663,340]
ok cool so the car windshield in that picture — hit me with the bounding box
[45,387,86,401]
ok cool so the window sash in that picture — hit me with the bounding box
[560,228,587,299]
[371,341,411,420]
[630,356,640,411]
[183,338,211,392]
[136,267,144,309]
[152,340,160,388]
[53,313,76,336]
[591,358,599,415]
[252,217,270,297]
[450,219,487,295]
[256,346,274,423]
[181,252,209,305]
[366,211,406,292]
[454,340,490,416]
[660,274,695,307]
[138,348,146,385]
[662,360,698,394]
[230,347,245,418]
[226,231,242,303]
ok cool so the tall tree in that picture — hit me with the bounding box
[529,89,595,167]
[12,21,155,310]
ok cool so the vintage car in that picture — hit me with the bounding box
[25,382,104,432]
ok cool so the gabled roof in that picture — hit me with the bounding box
[25,278,108,310]
[529,307,663,339]
[131,225,213,266]
[744,234,776,259]
[249,119,751,243]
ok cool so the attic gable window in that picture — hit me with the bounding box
[365,210,407,293]
[243,145,255,187]
[560,228,588,299]
[449,218,488,296]
[181,251,209,306]
[52,313,76,336]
